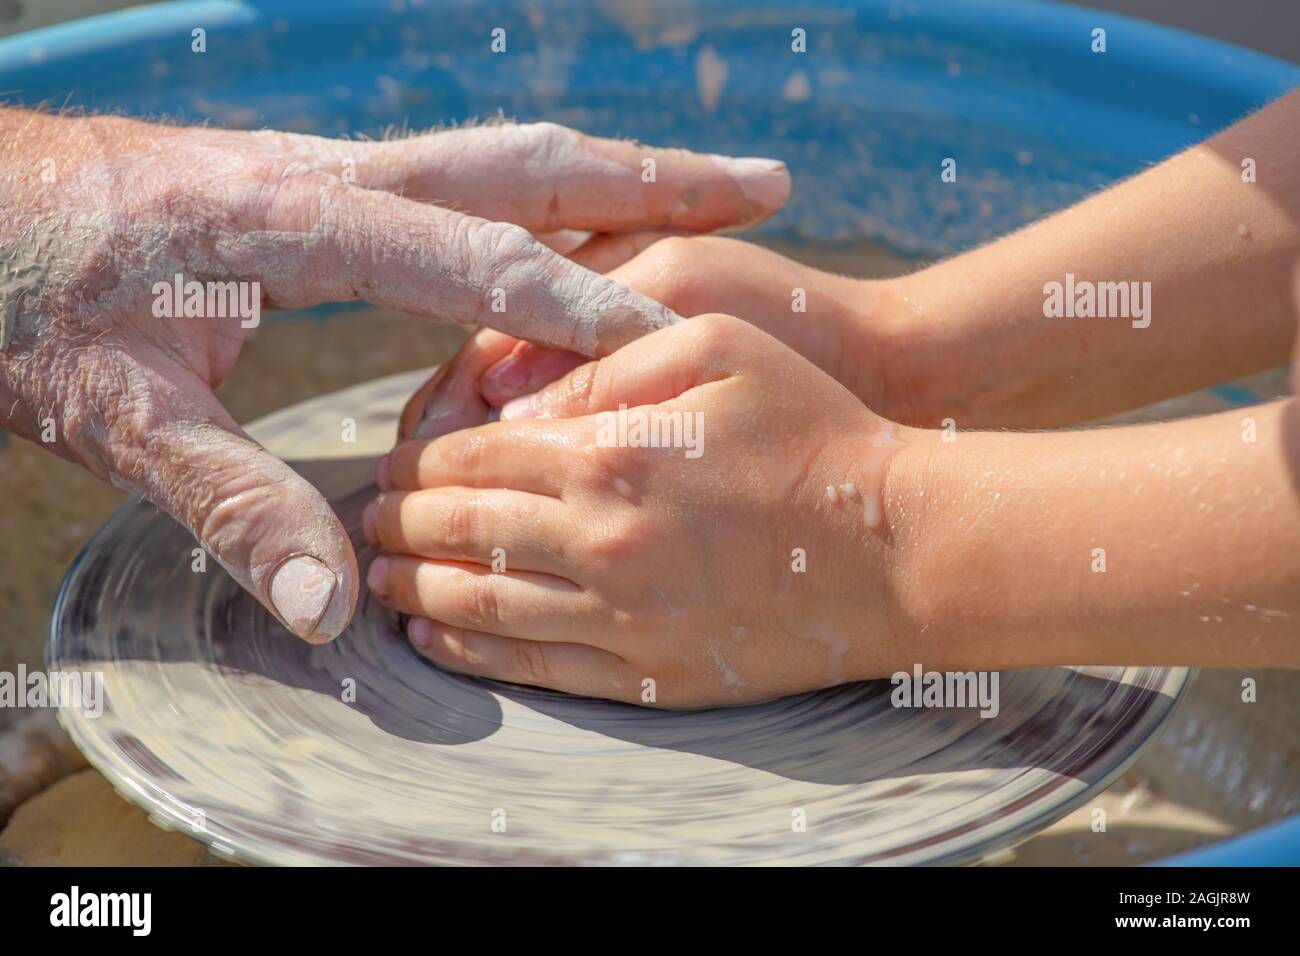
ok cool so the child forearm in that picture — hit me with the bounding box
[878,89,1300,428]
[888,400,1300,669]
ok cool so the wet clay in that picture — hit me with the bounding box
[825,423,903,528]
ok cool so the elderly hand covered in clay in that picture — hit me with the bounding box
[366,315,924,707]
[0,108,789,644]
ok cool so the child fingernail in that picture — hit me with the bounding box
[500,393,538,421]
[366,555,391,598]
[484,355,529,391]
[408,617,434,651]
[483,351,586,406]
[376,455,391,491]
[415,395,475,439]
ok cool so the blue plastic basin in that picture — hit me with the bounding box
[2,0,1298,256]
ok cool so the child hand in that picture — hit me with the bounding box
[369,316,928,707]
[400,235,911,442]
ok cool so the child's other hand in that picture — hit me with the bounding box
[400,236,915,442]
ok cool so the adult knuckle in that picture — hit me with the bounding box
[526,121,570,151]
[471,218,542,269]
[508,121,572,161]
[242,158,335,229]
[55,347,160,480]
[193,461,273,548]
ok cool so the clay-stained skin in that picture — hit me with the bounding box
[800,628,850,685]
[824,423,904,529]
[0,218,101,351]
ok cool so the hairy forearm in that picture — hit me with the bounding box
[882,89,1300,428]
[887,400,1300,670]
[0,107,171,196]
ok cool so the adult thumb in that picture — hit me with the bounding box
[107,389,358,644]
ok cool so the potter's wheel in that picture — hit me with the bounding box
[48,371,1191,865]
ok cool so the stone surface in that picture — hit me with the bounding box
[0,711,86,827]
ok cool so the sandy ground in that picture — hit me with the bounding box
[0,239,1296,866]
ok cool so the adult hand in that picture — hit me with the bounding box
[0,109,789,642]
